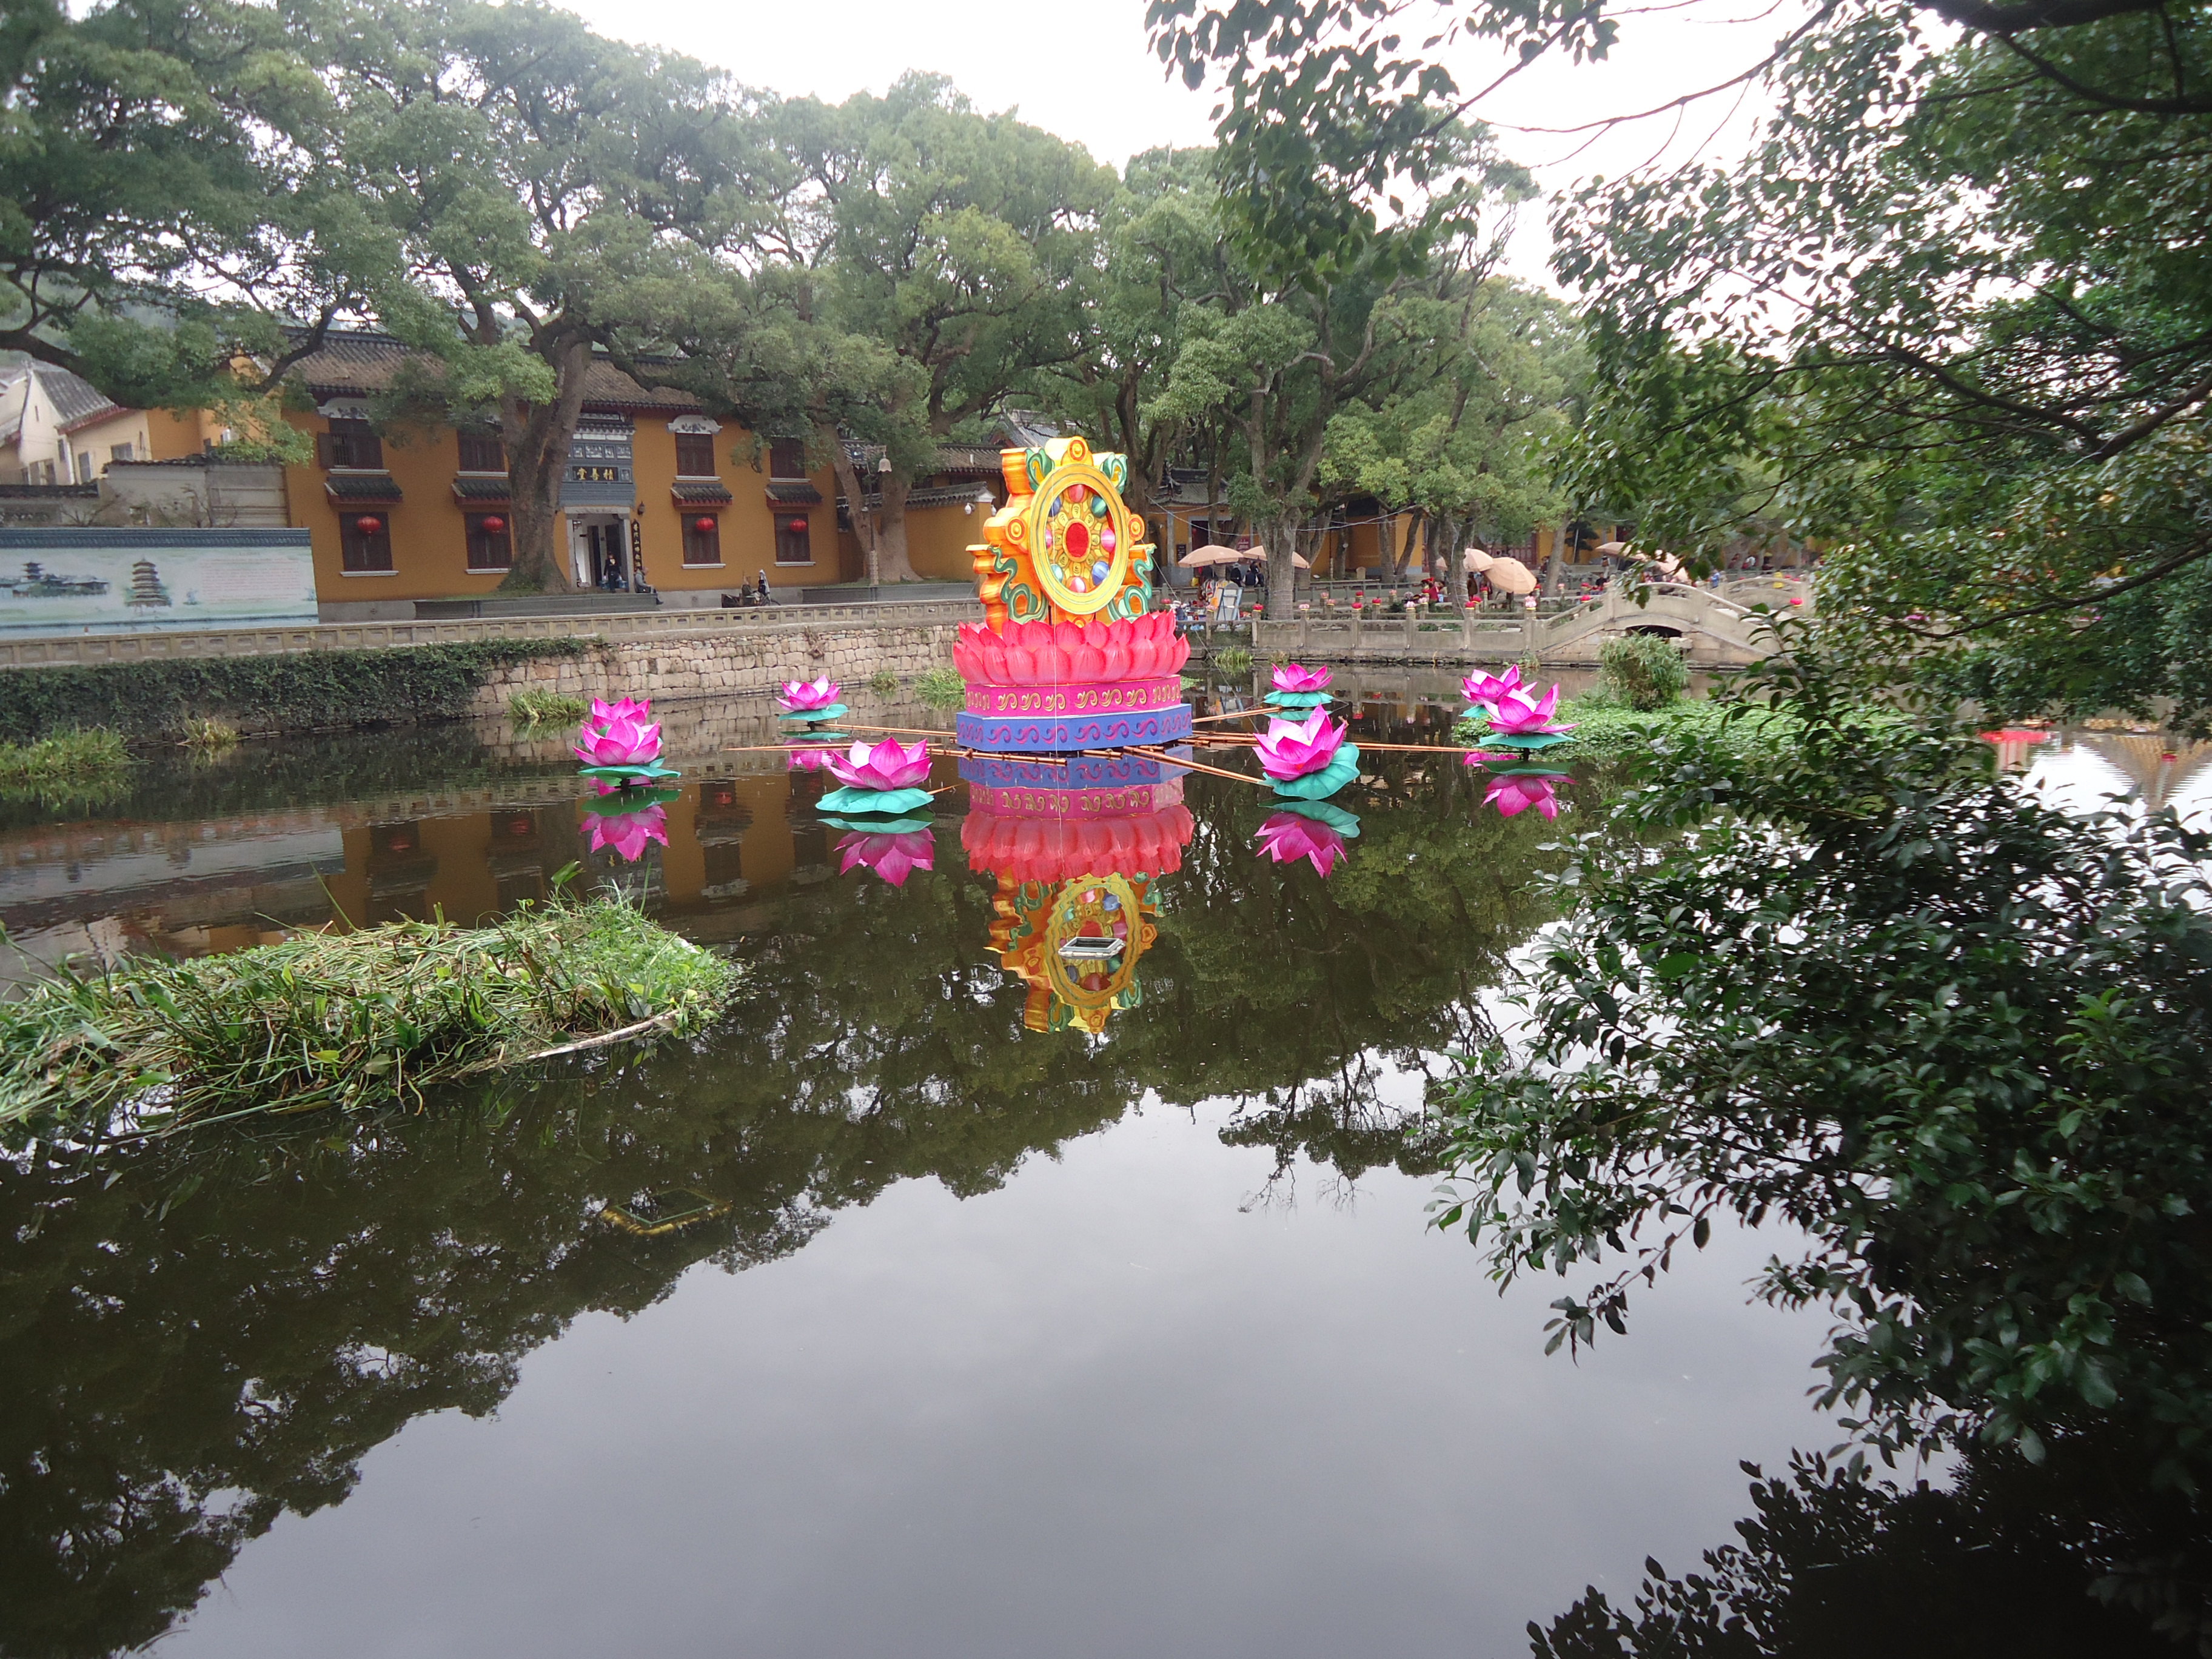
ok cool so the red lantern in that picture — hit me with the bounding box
[354,515,383,535]
[786,517,809,535]
[693,516,717,534]
[479,515,506,534]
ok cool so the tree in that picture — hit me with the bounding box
[289,0,786,592]
[1148,0,2212,715]
[1433,663,2212,1489]
[772,74,1115,583]
[1,0,368,451]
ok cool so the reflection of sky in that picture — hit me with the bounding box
[2022,744,2139,818]
[165,1105,1832,1659]
[2168,763,2212,829]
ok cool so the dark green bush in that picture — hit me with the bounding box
[1597,634,1689,710]
[0,639,587,740]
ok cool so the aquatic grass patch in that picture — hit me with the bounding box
[914,665,965,709]
[0,727,133,806]
[509,688,589,727]
[0,895,742,1139]
[179,717,241,751]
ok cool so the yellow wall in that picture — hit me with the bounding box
[283,411,842,603]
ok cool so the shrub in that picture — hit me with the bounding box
[179,717,240,751]
[0,639,588,741]
[1597,634,1689,710]
[1216,645,1254,677]
[867,669,900,697]
[914,665,965,709]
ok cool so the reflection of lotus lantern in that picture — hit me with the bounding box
[837,829,935,886]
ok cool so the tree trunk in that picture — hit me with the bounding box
[875,472,920,583]
[1265,523,1296,620]
[497,338,591,594]
[823,424,879,585]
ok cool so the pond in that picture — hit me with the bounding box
[4,683,2184,1657]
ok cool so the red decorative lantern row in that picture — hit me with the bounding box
[694,516,718,534]
[479,515,506,534]
[354,515,383,535]
[786,517,809,535]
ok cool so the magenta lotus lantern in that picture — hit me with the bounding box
[776,678,842,713]
[824,737,931,793]
[1270,663,1333,695]
[1254,708,1349,781]
[573,699,663,769]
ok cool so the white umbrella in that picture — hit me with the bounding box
[1462,549,1495,574]
[1178,545,1242,568]
[1594,539,1631,556]
[1483,556,1539,595]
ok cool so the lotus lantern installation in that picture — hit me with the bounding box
[776,677,845,723]
[1255,708,1361,800]
[574,697,679,785]
[1461,669,1573,820]
[817,737,936,820]
[1264,662,1333,713]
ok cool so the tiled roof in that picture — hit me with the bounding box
[671,479,734,504]
[0,361,121,443]
[325,471,404,503]
[765,481,822,504]
[451,475,512,501]
[284,330,705,413]
[933,446,1007,477]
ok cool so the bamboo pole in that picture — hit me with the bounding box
[1122,746,1272,787]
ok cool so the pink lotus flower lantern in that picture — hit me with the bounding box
[1254,708,1348,780]
[1482,773,1563,820]
[1255,811,1350,876]
[1461,666,1523,707]
[1271,663,1333,695]
[776,678,842,713]
[787,745,840,772]
[1480,680,1574,738]
[825,737,931,793]
[837,830,936,887]
[574,699,663,769]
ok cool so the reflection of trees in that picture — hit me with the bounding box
[1530,1441,2208,1658]
[0,747,1571,1655]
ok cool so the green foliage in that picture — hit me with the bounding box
[0,894,740,1136]
[0,639,585,741]
[866,669,900,698]
[1596,635,1689,711]
[508,688,587,728]
[1436,676,2212,1486]
[913,665,964,709]
[1214,644,1254,677]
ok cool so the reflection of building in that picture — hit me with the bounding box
[695,778,754,899]
[961,752,1195,1035]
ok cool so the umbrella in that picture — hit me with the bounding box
[1594,539,1630,556]
[1462,549,1495,573]
[1178,545,1242,568]
[1644,552,1686,580]
[1483,556,1538,595]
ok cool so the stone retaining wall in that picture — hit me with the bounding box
[468,623,959,716]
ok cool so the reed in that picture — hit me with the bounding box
[0,894,741,1139]
[0,726,133,805]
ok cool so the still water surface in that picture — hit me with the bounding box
[8,680,2184,1655]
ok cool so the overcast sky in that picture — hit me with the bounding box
[561,0,1798,287]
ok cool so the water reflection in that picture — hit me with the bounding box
[0,700,1578,1653]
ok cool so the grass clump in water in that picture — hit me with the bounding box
[1215,645,1254,677]
[509,688,589,728]
[0,727,133,806]
[179,716,241,751]
[868,669,900,697]
[0,893,741,1139]
[914,665,965,709]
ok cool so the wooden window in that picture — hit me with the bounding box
[674,432,717,477]
[774,514,812,565]
[338,511,395,572]
[457,431,506,472]
[464,512,512,571]
[320,419,383,470]
[768,438,807,479]
[110,442,134,464]
[682,512,723,566]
